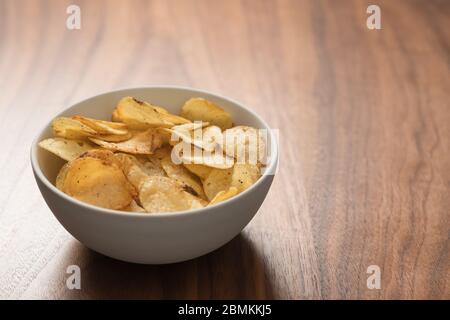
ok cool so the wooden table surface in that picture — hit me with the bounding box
[0,0,448,299]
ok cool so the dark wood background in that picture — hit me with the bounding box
[0,0,448,299]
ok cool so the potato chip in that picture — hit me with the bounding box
[123,162,150,190]
[181,98,233,130]
[157,128,173,145]
[114,153,165,189]
[56,162,70,190]
[163,125,223,152]
[60,156,135,210]
[139,176,207,213]
[160,156,206,199]
[231,163,260,193]
[89,129,163,154]
[183,163,213,180]
[79,149,118,163]
[113,97,189,129]
[163,121,209,146]
[122,199,146,213]
[208,187,238,206]
[142,145,170,172]
[203,125,223,144]
[157,111,191,126]
[222,126,266,164]
[149,144,173,160]
[139,157,166,177]
[173,142,234,169]
[39,137,96,161]
[52,117,97,140]
[203,163,260,200]
[203,167,233,201]
[72,115,128,135]
[92,132,133,142]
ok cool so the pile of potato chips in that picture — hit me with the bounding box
[39,97,266,213]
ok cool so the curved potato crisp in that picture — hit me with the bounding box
[231,163,260,193]
[203,163,260,200]
[89,129,163,154]
[39,138,96,161]
[183,163,212,180]
[72,116,128,135]
[60,156,135,210]
[161,156,206,199]
[171,121,209,132]
[163,125,222,152]
[92,132,133,142]
[208,187,238,206]
[139,176,206,213]
[52,117,97,140]
[173,142,234,169]
[181,98,233,130]
[122,199,146,213]
[56,162,70,190]
[114,153,165,190]
[203,168,233,200]
[113,97,189,129]
[223,126,266,164]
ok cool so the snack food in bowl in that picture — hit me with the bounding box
[38,96,268,213]
[31,87,278,264]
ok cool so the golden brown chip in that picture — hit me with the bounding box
[203,167,233,201]
[145,145,172,176]
[39,138,96,161]
[181,97,233,130]
[114,153,166,190]
[163,124,222,152]
[158,111,191,126]
[72,115,128,135]
[52,117,97,140]
[173,142,234,169]
[160,156,206,199]
[149,144,173,160]
[201,125,224,151]
[208,187,238,206]
[183,163,213,180]
[113,97,189,130]
[231,163,260,193]
[59,156,135,210]
[92,132,133,142]
[55,162,70,190]
[222,126,266,164]
[163,121,209,146]
[89,129,163,154]
[139,176,207,213]
[139,157,167,177]
[157,128,172,145]
[171,122,210,132]
[122,199,146,213]
[203,163,260,200]
[79,149,118,163]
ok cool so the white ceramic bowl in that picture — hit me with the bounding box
[31,86,278,264]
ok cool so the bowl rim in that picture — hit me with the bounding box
[30,85,278,218]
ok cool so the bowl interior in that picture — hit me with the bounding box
[34,87,276,200]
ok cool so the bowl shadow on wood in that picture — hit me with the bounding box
[66,233,275,299]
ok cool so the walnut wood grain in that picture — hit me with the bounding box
[0,0,448,299]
